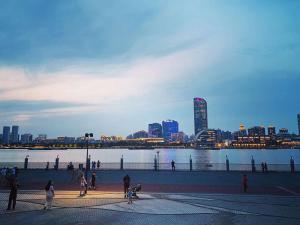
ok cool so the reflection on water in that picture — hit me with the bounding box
[0,148,299,164]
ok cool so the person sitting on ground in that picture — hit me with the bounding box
[44,180,55,210]
[242,174,248,193]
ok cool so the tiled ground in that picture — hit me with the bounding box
[0,191,300,225]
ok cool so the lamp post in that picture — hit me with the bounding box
[85,133,93,194]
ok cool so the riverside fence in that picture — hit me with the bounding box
[0,156,297,172]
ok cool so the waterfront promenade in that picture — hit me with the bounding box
[1,170,300,225]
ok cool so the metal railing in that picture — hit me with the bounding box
[0,161,298,172]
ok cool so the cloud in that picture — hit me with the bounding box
[0,37,226,106]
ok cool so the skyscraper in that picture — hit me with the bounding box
[148,123,163,138]
[162,120,179,142]
[11,125,19,144]
[194,97,208,135]
[2,126,10,145]
[298,114,300,135]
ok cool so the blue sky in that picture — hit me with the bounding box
[0,0,299,137]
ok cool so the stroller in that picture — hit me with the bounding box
[131,184,142,199]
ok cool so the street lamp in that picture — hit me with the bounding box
[85,133,93,194]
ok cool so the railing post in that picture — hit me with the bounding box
[251,156,256,172]
[189,155,193,171]
[154,155,157,171]
[24,155,29,170]
[120,155,123,170]
[226,155,230,172]
[54,155,59,170]
[290,156,295,173]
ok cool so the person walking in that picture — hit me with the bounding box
[97,160,100,170]
[123,174,130,198]
[80,175,87,196]
[171,160,175,171]
[242,174,248,193]
[7,178,19,210]
[44,180,55,210]
[90,172,96,190]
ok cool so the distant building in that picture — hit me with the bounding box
[35,134,47,143]
[298,114,300,135]
[57,136,75,144]
[248,126,265,136]
[2,126,10,145]
[279,128,288,134]
[195,129,217,149]
[20,133,33,144]
[162,120,179,142]
[171,131,186,143]
[11,125,19,144]
[100,135,123,142]
[133,130,148,139]
[239,124,247,136]
[268,126,276,136]
[148,123,163,138]
[193,97,208,135]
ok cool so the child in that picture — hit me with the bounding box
[80,175,87,196]
[127,187,133,204]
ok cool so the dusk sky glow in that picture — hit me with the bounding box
[0,0,299,137]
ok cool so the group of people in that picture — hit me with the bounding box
[91,160,101,170]
[261,162,268,172]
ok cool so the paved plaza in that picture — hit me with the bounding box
[0,190,300,225]
[1,170,300,224]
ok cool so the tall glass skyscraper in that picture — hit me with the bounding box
[11,125,19,143]
[162,120,178,141]
[194,97,208,135]
[148,123,163,138]
[2,126,10,145]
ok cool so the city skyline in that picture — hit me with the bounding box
[0,1,300,137]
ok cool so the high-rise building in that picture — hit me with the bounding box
[268,126,276,136]
[195,129,217,149]
[248,126,265,136]
[297,113,300,136]
[20,133,33,144]
[194,97,208,135]
[11,125,19,144]
[148,123,163,138]
[239,124,247,136]
[162,119,179,142]
[2,126,10,145]
[133,130,148,139]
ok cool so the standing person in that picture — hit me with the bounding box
[97,160,100,170]
[123,174,130,198]
[264,162,268,172]
[171,160,175,171]
[92,161,96,170]
[80,175,87,196]
[90,172,96,190]
[242,174,248,193]
[7,178,19,210]
[44,180,55,210]
[261,162,265,173]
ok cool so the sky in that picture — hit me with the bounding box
[0,0,299,138]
